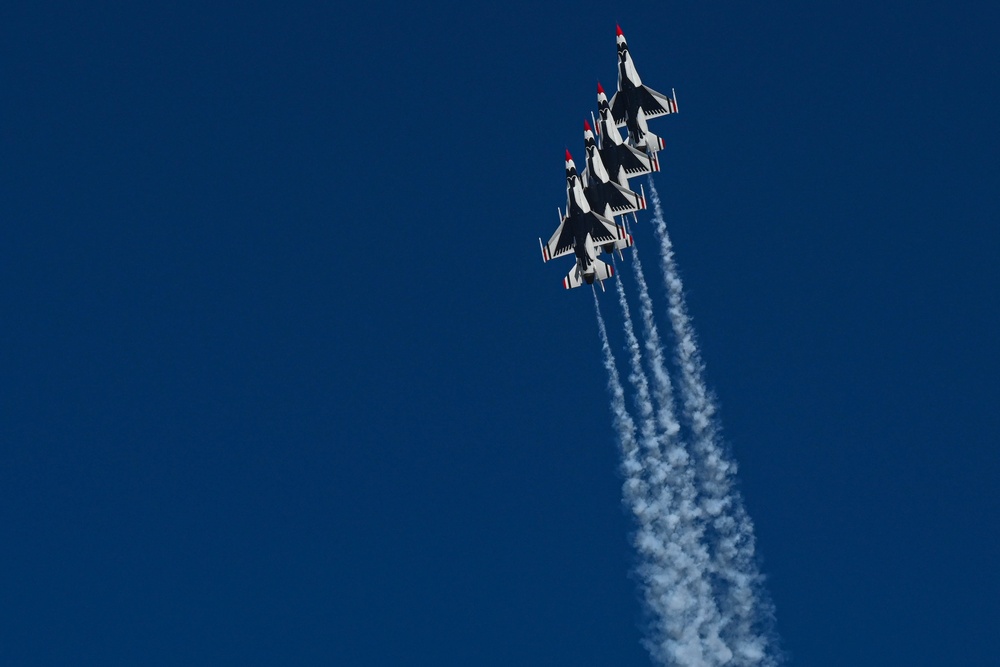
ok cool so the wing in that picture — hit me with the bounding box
[603,142,658,182]
[610,86,678,127]
[585,180,646,217]
[540,217,576,262]
[609,91,628,126]
[634,85,678,121]
[584,211,621,246]
[541,211,621,263]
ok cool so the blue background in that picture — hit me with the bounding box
[2,1,998,664]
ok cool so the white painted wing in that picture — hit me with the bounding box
[636,85,678,120]
[541,218,575,262]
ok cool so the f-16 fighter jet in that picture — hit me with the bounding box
[594,82,660,185]
[581,120,646,221]
[539,151,632,290]
[609,25,678,156]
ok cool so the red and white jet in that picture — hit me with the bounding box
[539,151,632,290]
[593,82,660,185]
[581,120,647,222]
[609,25,678,157]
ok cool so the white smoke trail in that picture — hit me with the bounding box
[630,246,681,440]
[646,179,779,666]
[626,249,732,665]
[594,292,706,667]
[613,269,710,665]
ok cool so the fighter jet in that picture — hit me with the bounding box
[594,82,659,186]
[539,150,632,289]
[581,120,646,221]
[609,25,678,156]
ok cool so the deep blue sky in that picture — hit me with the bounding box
[2,1,998,664]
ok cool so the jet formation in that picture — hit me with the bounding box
[539,26,678,290]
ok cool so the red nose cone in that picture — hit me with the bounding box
[616,24,623,37]
[584,120,591,132]
[565,149,572,161]
[597,81,605,94]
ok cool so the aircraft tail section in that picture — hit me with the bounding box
[640,129,667,156]
[563,259,614,290]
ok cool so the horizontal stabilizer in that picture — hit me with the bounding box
[601,231,635,257]
[632,129,666,157]
[563,259,614,290]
